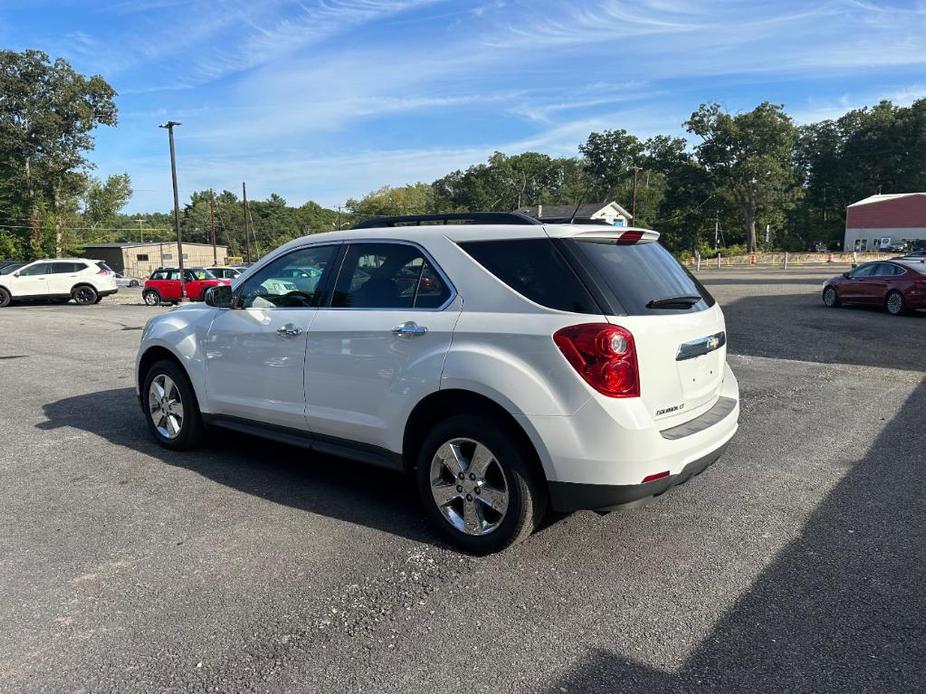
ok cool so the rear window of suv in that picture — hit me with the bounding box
[566,239,715,315]
[460,237,714,316]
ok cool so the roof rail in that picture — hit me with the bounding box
[352,211,542,229]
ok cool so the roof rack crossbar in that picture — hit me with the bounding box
[352,212,542,229]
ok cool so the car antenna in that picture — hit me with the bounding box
[568,185,590,224]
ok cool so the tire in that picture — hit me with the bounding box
[129,280,140,288]
[822,286,840,308]
[0,287,10,308]
[143,289,161,306]
[416,414,546,554]
[142,359,204,450]
[886,290,907,316]
[72,285,98,305]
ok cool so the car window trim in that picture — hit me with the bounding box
[321,238,457,312]
[233,242,345,310]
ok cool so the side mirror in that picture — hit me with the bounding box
[851,263,858,268]
[204,284,234,308]
[842,272,850,278]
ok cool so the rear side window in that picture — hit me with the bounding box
[565,240,715,315]
[332,243,451,309]
[459,239,599,314]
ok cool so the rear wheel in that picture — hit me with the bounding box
[886,290,907,316]
[417,415,545,554]
[72,285,98,305]
[0,287,10,308]
[143,359,204,449]
[822,286,840,307]
[143,289,161,306]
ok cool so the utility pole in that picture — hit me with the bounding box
[134,218,146,243]
[714,214,720,251]
[336,205,342,231]
[630,165,643,222]
[242,181,251,264]
[159,121,186,300]
[209,189,217,266]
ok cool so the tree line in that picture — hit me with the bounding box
[2,49,925,261]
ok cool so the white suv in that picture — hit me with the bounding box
[0,258,118,307]
[135,213,739,553]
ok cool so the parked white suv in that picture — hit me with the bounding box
[0,258,118,307]
[135,213,739,553]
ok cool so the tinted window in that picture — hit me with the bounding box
[459,239,599,314]
[19,262,52,276]
[52,262,84,273]
[566,239,715,315]
[332,243,451,309]
[238,245,337,309]
[849,264,877,278]
[0,263,25,275]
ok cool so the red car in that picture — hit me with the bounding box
[143,267,231,305]
[823,259,926,315]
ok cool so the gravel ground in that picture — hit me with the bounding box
[0,267,923,693]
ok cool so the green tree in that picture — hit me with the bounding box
[0,50,117,258]
[686,102,799,252]
[346,183,436,218]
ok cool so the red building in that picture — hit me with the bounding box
[845,193,926,251]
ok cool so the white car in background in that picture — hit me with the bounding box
[0,258,118,307]
[135,213,739,553]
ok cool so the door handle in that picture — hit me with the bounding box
[276,324,304,337]
[392,321,428,337]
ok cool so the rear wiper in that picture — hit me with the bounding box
[646,295,702,309]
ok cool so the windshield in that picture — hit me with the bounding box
[0,263,25,275]
[566,239,715,316]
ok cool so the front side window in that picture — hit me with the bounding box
[237,245,338,309]
[331,243,451,309]
[849,264,877,278]
[19,262,52,276]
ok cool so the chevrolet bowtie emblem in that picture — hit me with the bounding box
[707,336,720,350]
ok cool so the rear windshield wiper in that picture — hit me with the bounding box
[646,295,702,309]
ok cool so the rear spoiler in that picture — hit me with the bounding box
[571,227,660,244]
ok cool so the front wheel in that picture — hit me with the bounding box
[822,286,840,308]
[0,287,10,308]
[72,285,98,305]
[886,290,907,316]
[417,415,546,554]
[142,359,204,449]
[143,289,161,306]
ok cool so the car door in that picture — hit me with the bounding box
[305,241,461,451]
[48,262,82,294]
[863,263,894,303]
[184,270,206,300]
[12,262,53,296]
[841,263,876,302]
[204,243,340,429]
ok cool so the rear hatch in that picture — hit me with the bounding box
[557,233,726,426]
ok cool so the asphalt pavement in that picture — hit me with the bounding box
[0,267,923,693]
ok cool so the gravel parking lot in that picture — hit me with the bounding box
[1,267,923,693]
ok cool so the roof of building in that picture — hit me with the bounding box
[516,201,632,220]
[847,193,926,207]
[81,241,227,249]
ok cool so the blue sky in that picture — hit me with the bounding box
[3,0,926,212]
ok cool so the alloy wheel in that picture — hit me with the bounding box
[148,373,184,439]
[887,292,904,315]
[823,287,837,307]
[429,438,509,536]
[74,286,96,304]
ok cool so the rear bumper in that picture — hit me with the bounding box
[516,361,739,491]
[548,441,728,512]
[99,288,118,297]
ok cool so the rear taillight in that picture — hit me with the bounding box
[553,323,640,398]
